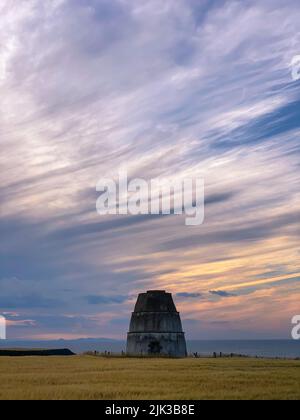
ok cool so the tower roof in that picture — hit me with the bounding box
[134,290,177,313]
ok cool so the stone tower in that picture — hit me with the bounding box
[126,290,187,357]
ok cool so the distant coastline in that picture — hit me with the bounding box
[0,348,75,357]
[1,339,299,359]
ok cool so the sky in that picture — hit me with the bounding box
[0,0,299,340]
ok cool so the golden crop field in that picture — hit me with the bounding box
[0,356,299,400]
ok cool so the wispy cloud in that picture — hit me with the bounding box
[176,292,202,299]
[86,295,131,305]
[209,290,237,298]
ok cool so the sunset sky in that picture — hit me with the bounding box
[1,0,299,340]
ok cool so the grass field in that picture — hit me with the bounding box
[0,356,299,400]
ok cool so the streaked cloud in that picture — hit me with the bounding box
[209,290,237,298]
[176,292,202,299]
[86,295,131,305]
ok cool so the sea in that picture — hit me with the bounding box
[1,339,300,359]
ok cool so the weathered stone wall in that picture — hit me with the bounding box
[127,332,187,357]
[129,312,183,333]
[127,290,187,357]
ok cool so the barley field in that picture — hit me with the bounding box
[0,356,299,400]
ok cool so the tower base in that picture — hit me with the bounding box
[127,332,187,357]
